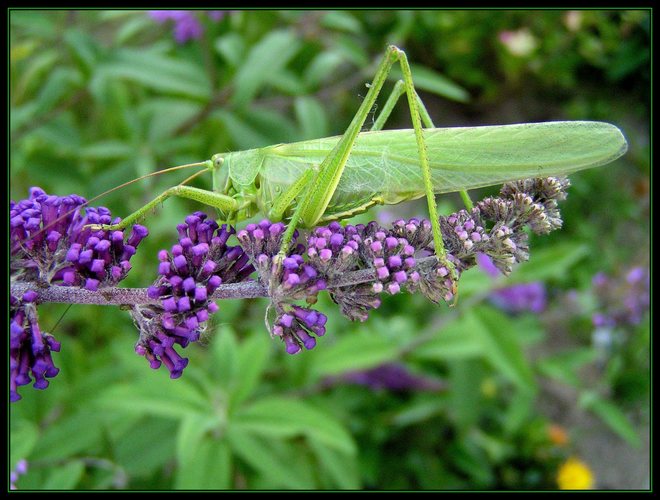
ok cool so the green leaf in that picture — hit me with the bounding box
[92,49,211,100]
[176,413,223,467]
[211,325,239,390]
[508,242,589,284]
[321,11,363,34]
[471,429,513,463]
[470,307,537,393]
[215,108,296,150]
[214,32,246,68]
[334,35,369,68]
[266,68,307,96]
[226,426,312,489]
[78,140,134,160]
[392,398,447,428]
[294,96,329,140]
[538,348,599,387]
[579,391,641,448]
[304,50,347,89]
[10,419,39,466]
[448,360,485,431]
[448,438,494,486]
[390,63,470,103]
[113,418,178,477]
[12,49,59,103]
[231,332,271,408]
[310,331,398,379]
[176,438,232,489]
[34,67,81,115]
[114,14,155,45]
[142,98,203,142]
[94,377,211,420]
[502,392,535,436]
[231,30,302,108]
[10,101,39,134]
[412,314,484,361]
[10,11,59,37]
[63,29,97,75]
[309,438,361,489]
[31,410,104,461]
[42,460,86,489]
[31,116,83,156]
[234,396,356,455]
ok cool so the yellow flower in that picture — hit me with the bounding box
[556,457,595,490]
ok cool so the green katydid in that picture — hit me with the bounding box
[88,45,628,285]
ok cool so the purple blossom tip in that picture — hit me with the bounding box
[10,291,61,402]
[136,212,253,378]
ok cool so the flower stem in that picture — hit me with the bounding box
[10,255,443,306]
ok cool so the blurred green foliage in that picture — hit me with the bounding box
[10,9,649,490]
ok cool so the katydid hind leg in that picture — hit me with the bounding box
[385,48,459,285]
[274,45,458,294]
[274,45,403,258]
[371,79,473,213]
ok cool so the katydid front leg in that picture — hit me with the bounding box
[274,45,459,283]
[85,160,239,232]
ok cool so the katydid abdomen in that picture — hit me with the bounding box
[223,121,627,225]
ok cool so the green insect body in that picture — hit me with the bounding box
[90,45,628,279]
[217,121,627,225]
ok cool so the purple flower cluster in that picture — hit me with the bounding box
[477,253,547,314]
[231,175,568,353]
[10,459,28,490]
[279,253,328,303]
[389,217,456,304]
[306,221,420,321]
[360,222,418,295]
[591,266,650,329]
[10,290,61,402]
[237,220,326,301]
[9,176,572,386]
[136,212,253,378]
[10,187,147,401]
[272,305,328,354]
[10,187,148,291]
[307,222,379,321]
[491,282,547,314]
[148,10,227,43]
[338,363,445,392]
[237,220,331,352]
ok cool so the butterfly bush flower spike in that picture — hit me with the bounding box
[237,219,329,352]
[10,187,147,401]
[10,459,29,490]
[341,363,445,392]
[135,212,253,377]
[10,290,61,402]
[148,10,227,43]
[9,176,573,377]
[591,266,650,329]
[272,305,328,354]
[10,187,148,290]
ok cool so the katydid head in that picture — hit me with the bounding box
[209,153,231,196]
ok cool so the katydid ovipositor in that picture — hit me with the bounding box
[89,45,628,284]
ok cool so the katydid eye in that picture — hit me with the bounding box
[211,154,224,168]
